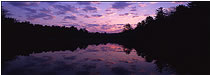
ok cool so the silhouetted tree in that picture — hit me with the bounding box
[145,16,154,24]
[155,7,166,20]
[123,23,133,32]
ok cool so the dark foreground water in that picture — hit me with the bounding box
[2,43,175,75]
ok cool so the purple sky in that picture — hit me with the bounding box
[2,1,189,33]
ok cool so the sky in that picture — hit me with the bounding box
[2,1,189,33]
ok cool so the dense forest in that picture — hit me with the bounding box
[2,2,210,74]
[119,2,209,74]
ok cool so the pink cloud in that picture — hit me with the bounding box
[171,2,187,4]
[149,2,158,4]
[106,12,116,16]
[119,13,131,16]
[91,1,101,4]
[132,16,139,18]
[138,3,147,7]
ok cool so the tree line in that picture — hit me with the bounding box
[118,2,209,74]
[120,2,209,51]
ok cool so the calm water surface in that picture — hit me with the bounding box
[3,43,175,75]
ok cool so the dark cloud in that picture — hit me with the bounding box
[118,27,122,28]
[39,8,51,13]
[132,16,139,18]
[91,58,104,62]
[55,11,65,15]
[101,25,111,30]
[130,13,138,15]
[112,2,131,9]
[144,14,150,16]
[2,8,13,16]
[9,2,39,7]
[105,9,111,11]
[82,6,97,13]
[119,13,137,16]
[119,13,130,16]
[86,49,99,52]
[79,14,84,16]
[63,56,77,60]
[100,46,114,51]
[77,2,91,5]
[84,15,91,18]
[60,22,69,23]
[119,60,133,63]
[63,24,80,27]
[106,12,115,15]
[116,24,124,25]
[130,7,137,11]
[80,14,91,18]
[63,16,77,20]
[86,24,99,27]
[23,8,37,14]
[92,14,103,18]
[27,13,54,20]
[53,5,78,15]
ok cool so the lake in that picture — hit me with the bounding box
[2,43,175,75]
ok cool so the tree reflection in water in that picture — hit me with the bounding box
[2,43,176,75]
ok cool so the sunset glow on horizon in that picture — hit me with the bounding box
[2,1,188,33]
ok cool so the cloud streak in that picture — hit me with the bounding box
[27,13,55,20]
[39,8,51,13]
[92,14,103,18]
[119,13,130,16]
[64,16,77,20]
[106,12,116,16]
[9,2,39,7]
[23,8,37,14]
[77,2,91,5]
[82,6,98,13]
[53,4,78,15]
[130,7,137,11]
[86,24,100,27]
[112,2,132,9]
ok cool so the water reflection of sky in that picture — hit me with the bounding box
[3,43,175,75]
